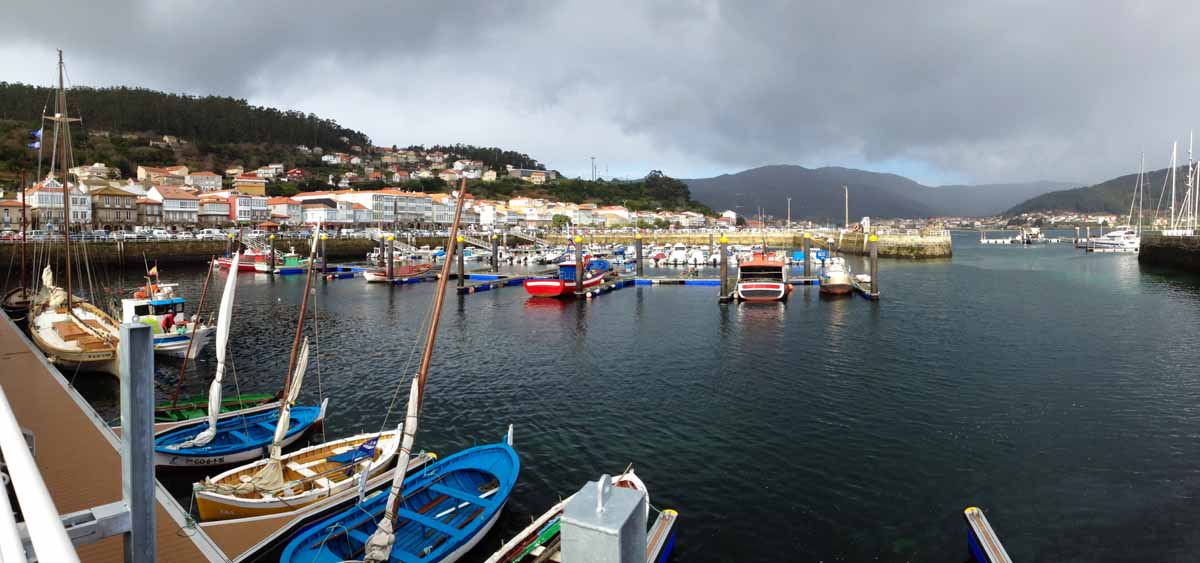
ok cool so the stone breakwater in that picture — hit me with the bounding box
[1138,234,1200,272]
[545,230,953,259]
[0,239,378,267]
[829,231,953,259]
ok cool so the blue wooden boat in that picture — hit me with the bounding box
[153,399,327,467]
[280,436,519,563]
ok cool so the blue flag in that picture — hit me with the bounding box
[27,141,40,150]
[30,129,42,139]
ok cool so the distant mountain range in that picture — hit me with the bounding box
[682,165,1071,220]
[1004,166,1181,216]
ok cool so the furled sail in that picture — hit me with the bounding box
[173,252,239,449]
[363,376,420,563]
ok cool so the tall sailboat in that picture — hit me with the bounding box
[27,51,121,376]
[153,230,329,468]
[2,171,33,320]
[280,181,520,563]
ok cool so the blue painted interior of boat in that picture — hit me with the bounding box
[153,405,321,457]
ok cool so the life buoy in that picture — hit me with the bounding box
[161,313,174,332]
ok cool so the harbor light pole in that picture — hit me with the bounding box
[786,197,792,229]
[843,185,849,228]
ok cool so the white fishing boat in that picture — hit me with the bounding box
[819,256,853,295]
[1087,228,1139,252]
[686,246,707,265]
[735,253,790,302]
[121,279,215,357]
[666,243,688,265]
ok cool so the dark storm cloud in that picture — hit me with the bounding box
[2,1,1197,183]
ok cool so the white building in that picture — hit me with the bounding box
[146,185,199,226]
[185,171,223,192]
[20,179,92,229]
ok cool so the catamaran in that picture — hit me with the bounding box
[27,51,122,377]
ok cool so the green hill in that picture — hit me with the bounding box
[1005,166,1182,215]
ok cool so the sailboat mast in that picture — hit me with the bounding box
[280,228,320,405]
[57,50,72,312]
[169,257,215,407]
[415,179,469,406]
[19,170,26,290]
[1170,141,1177,228]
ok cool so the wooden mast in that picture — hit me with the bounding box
[168,257,215,407]
[415,178,468,406]
[57,49,73,312]
[279,227,321,405]
[384,178,469,523]
[19,170,26,291]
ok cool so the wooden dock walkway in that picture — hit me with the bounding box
[456,269,556,294]
[0,315,224,562]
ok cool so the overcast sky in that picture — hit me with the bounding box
[2,1,1198,186]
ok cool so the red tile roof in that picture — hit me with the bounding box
[267,197,300,205]
[151,186,199,200]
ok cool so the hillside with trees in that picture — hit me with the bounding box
[1004,166,1179,215]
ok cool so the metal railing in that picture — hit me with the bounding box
[0,384,78,562]
[0,323,157,563]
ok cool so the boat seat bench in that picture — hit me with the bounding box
[428,483,494,509]
[394,506,460,536]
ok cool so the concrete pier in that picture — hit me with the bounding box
[1139,234,1200,272]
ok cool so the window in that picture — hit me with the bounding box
[134,304,150,316]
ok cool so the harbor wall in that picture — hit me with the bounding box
[832,230,953,259]
[1138,234,1200,271]
[0,239,377,267]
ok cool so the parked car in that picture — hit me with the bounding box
[0,230,16,240]
[110,230,129,240]
[175,231,196,240]
[196,228,224,240]
[150,229,173,240]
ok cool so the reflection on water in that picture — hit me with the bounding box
[8,236,1200,561]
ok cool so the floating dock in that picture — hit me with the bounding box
[0,315,223,562]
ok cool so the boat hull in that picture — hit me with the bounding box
[524,274,605,297]
[194,430,403,521]
[216,257,259,272]
[153,395,278,425]
[280,440,519,563]
[2,287,33,320]
[153,399,328,468]
[153,325,215,357]
[736,282,789,302]
[28,301,121,377]
[819,283,853,295]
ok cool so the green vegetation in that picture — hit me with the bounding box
[1006,166,1180,215]
[413,144,543,172]
[0,82,369,148]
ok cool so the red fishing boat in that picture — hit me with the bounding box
[215,249,266,271]
[524,257,609,297]
[735,252,791,302]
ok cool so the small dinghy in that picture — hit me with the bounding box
[279,431,518,563]
[153,399,327,467]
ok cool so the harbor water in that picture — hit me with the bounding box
[35,231,1200,561]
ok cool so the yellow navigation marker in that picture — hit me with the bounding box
[869,235,878,242]
[573,236,582,243]
[227,233,234,239]
[803,232,812,239]
[320,233,328,240]
[269,234,275,240]
[719,235,729,244]
[635,232,643,239]
[456,235,464,243]
[387,234,394,241]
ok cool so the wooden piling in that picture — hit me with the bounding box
[456,235,465,288]
[320,233,328,272]
[268,233,276,275]
[719,235,729,298]
[491,233,499,272]
[574,235,583,294]
[635,233,644,278]
[386,234,394,280]
[225,233,233,257]
[869,234,879,298]
[802,232,812,279]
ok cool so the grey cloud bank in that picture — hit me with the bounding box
[2,1,1197,185]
